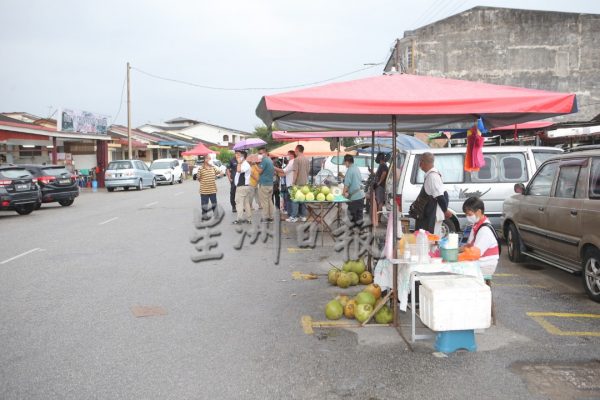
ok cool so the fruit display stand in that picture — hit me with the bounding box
[295,196,349,245]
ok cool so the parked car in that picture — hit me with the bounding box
[150,158,183,185]
[0,165,39,215]
[21,164,78,207]
[384,146,563,235]
[322,155,370,182]
[104,160,156,192]
[503,150,600,302]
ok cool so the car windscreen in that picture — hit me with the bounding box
[107,161,133,170]
[0,168,33,179]
[331,156,369,167]
[42,167,71,176]
[532,151,562,167]
[150,161,172,170]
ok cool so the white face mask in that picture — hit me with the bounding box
[466,214,479,225]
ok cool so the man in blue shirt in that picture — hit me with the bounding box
[257,147,275,222]
[343,154,365,226]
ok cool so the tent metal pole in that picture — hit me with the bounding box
[392,116,399,328]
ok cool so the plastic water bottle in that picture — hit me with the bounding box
[416,230,430,263]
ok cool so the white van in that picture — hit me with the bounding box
[385,146,563,233]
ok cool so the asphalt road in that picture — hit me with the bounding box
[1,178,599,400]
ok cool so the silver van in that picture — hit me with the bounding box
[385,146,562,234]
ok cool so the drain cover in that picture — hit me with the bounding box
[513,360,600,400]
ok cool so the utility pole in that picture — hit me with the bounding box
[127,62,132,160]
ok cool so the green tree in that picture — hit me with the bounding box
[252,125,282,151]
[210,147,234,164]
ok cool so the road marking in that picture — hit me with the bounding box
[292,271,318,280]
[301,316,314,334]
[144,201,158,207]
[287,247,311,253]
[0,248,41,265]
[494,273,519,277]
[494,283,546,288]
[98,217,118,225]
[527,312,600,337]
[174,191,184,197]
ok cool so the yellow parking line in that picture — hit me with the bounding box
[301,315,314,334]
[287,247,311,253]
[493,273,518,277]
[526,312,600,337]
[494,283,546,288]
[292,271,318,280]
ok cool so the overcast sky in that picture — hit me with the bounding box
[1,0,599,133]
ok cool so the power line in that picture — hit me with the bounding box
[130,63,383,92]
[112,74,127,124]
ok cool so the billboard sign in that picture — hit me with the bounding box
[58,108,109,135]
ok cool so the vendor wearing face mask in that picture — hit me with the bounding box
[461,196,499,277]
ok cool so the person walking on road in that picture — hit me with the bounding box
[342,154,365,226]
[226,152,239,213]
[272,157,282,212]
[275,150,296,221]
[233,151,252,224]
[415,152,451,236]
[198,158,222,218]
[181,160,189,180]
[256,147,275,222]
[291,144,310,222]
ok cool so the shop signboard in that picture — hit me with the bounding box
[58,108,109,135]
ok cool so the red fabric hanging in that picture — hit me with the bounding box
[464,124,485,172]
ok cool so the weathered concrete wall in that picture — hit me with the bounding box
[390,7,600,122]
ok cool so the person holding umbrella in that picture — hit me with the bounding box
[256,147,274,222]
[233,151,252,224]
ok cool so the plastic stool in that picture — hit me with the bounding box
[434,330,477,353]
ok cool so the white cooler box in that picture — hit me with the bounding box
[418,276,491,331]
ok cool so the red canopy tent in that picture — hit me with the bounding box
[272,130,392,141]
[256,73,578,328]
[181,143,215,156]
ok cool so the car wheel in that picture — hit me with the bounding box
[34,202,41,210]
[59,199,74,207]
[123,187,129,191]
[582,248,600,303]
[507,223,525,263]
[151,178,156,189]
[138,179,143,190]
[170,175,174,185]
[193,174,197,180]
[441,218,458,238]
[15,204,35,215]
[107,187,115,192]
[178,175,183,184]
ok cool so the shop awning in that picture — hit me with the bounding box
[491,121,556,131]
[117,139,148,149]
[0,120,112,140]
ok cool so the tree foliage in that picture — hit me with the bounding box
[252,125,282,151]
[210,147,234,164]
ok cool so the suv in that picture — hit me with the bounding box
[105,160,157,192]
[21,164,79,207]
[322,155,370,181]
[385,146,562,234]
[503,150,600,302]
[149,158,183,185]
[0,165,39,215]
